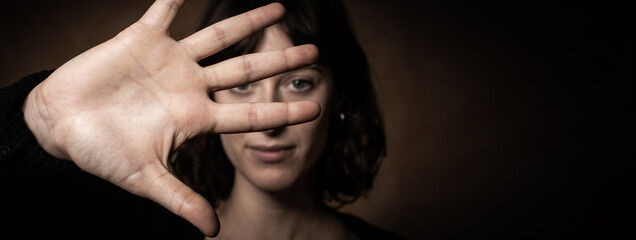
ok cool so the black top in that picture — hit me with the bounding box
[0,70,403,240]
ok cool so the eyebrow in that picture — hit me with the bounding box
[304,64,325,73]
[282,64,327,76]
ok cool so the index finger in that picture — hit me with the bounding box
[180,3,286,61]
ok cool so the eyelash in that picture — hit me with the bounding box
[287,79,314,92]
[230,78,315,94]
[232,84,251,93]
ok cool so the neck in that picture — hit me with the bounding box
[212,172,336,240]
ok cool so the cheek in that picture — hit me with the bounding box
[294,110,331,161]
[299,91,333,160]
[220,134,244,164]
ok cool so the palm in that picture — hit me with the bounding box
[49,22,212,166]
[23,1,319,237]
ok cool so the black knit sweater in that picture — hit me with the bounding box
[0,71,402,240]
[1,70,204,239]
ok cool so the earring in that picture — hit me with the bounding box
[339,112,345,121]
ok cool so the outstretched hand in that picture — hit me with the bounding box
[21,0,319,236]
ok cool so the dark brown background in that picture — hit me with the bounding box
[2,0,632,239]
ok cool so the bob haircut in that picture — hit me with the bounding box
[170,0,386,207]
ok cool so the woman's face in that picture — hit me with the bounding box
[214,24,333,192]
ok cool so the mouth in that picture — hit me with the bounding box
[248,145,295,163]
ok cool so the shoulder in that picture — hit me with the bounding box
[336,211,404,240]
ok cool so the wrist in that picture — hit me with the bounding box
[22,84,70,160]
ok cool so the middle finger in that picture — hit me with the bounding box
[203,44,318,91]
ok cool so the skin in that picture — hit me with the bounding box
[210,25,355,240]
[215,25,332,193]
[21,1,321,237]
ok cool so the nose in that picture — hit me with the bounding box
[254,77,282,103]
[256,78,285,136]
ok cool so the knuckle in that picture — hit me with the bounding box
[241,56,253,83]
[171,184,194,215]
[205,67,221,90]
[285,102,290,125]
[211,26,228,48]
[248,103,258,131]
[282,48,292,70]
[243,11,258,33]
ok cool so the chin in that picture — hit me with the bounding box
[247,167,305,192]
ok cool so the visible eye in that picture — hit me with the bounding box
[288,79,313,92]
[231,84,252,93]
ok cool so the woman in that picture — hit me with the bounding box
[171,0,396,239]
[0,0,399,239]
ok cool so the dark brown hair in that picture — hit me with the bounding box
[170,0,386,207]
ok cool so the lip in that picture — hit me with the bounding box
[248,145,295,163]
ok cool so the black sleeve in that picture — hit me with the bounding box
[336,212,405,240]
[0,70,73,188]
[0,71,202,240]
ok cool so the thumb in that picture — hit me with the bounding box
[131,162,220,237]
